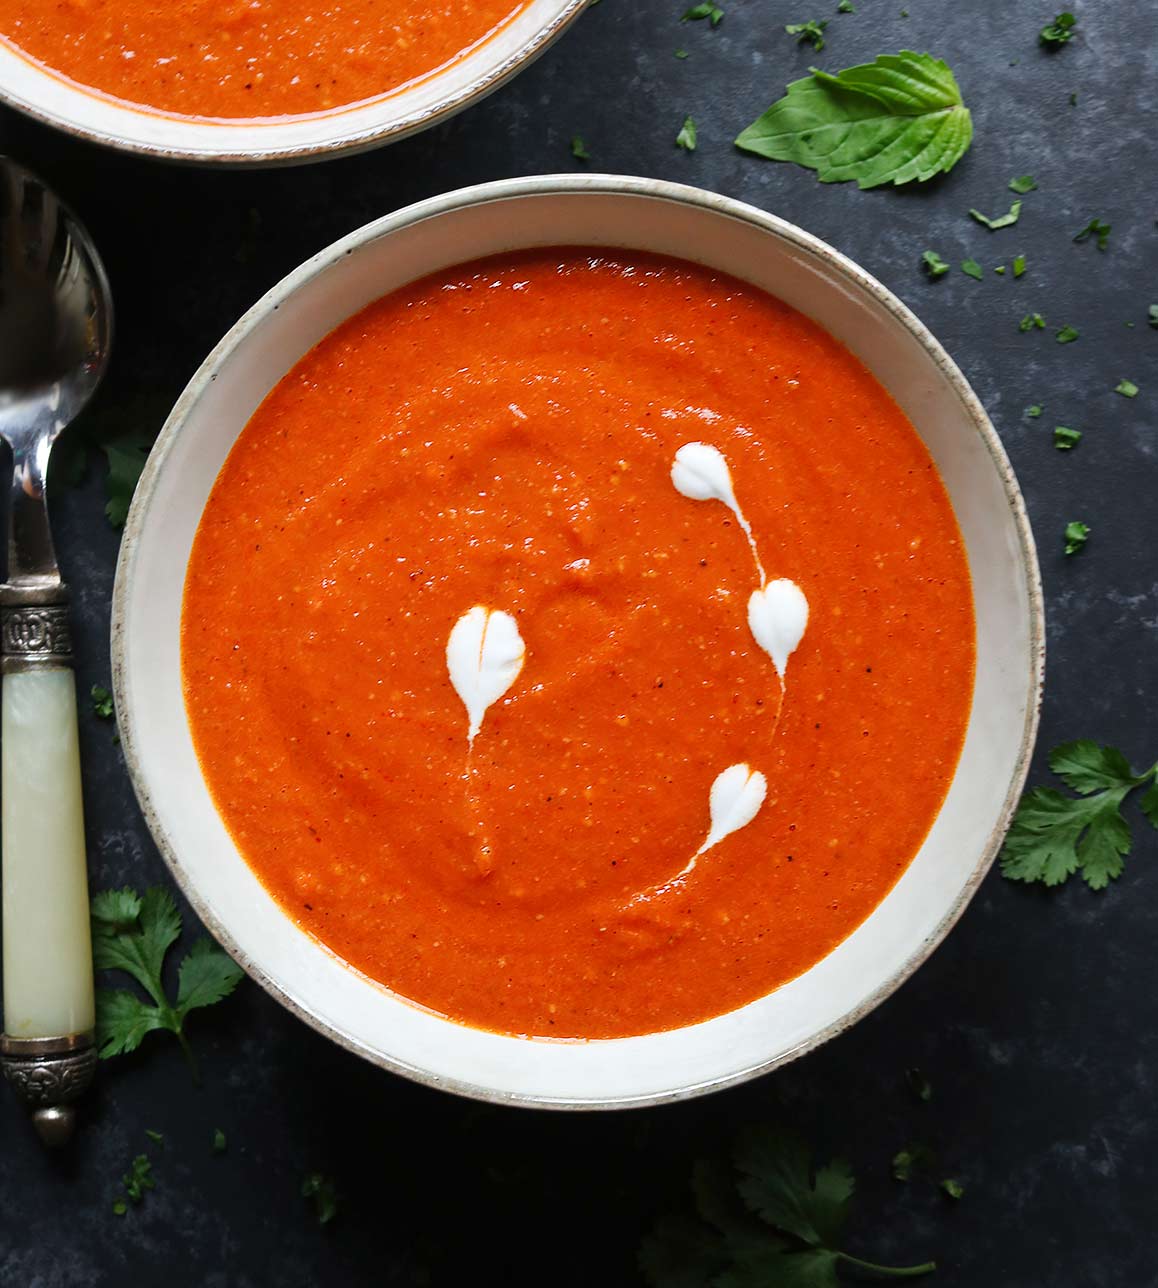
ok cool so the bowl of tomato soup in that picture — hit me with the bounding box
[0,0,586,164]
[113,176,1043,1107]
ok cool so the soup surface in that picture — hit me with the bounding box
[182,249,975,1039]
[0,0,525,120]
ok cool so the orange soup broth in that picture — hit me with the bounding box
[182,249,975,1039]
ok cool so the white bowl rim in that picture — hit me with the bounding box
[111,174,1045,1109]
[0,1,587,166]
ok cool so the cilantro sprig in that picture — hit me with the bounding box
[1000,742,1158,889]
[1040,12,1077,46]
[786,19,828,50]
[640,1126,936,1286]
[92,887,244,1075]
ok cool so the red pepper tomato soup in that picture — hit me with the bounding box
[181,249,975,1040]
[0,0,524,120]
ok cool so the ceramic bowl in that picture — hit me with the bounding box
[113,176,1044,1108]
[0,2,586,165]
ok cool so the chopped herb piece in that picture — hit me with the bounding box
[995,266,1006,275]
[675,116,697,151]
[675,47,689,57]
[112,1200,128,1217]
[1074,217,1111,250]
[91,684,114,720]
[1009,174,1037,193]
[120,1155,155,1207]
[1069,91,1078,105]
[785,18,828,50]
[1054,426,1082,450]
[735,52,973,189]
[970,200,1022,230]
[838,0,856,11]
[1019,312,1046,331]
[570,135,590,161]
[145,1129,164,1146]
[941,1179,965,1200]
[892,1144,934,1182]
[639,1124,938,1288]
[961,259,984,280]
[1150,305,1158,328]
[102,432,153,530]
[1013,254,1027,277]
[1056,324,1080,343]
[1115,379,1139,398]
[905,1067,932,1101]
[302,1173,340,1225]
[1040,12,1077,46]
[921,250,950,279]
[1001,740,1158,888]
[1026,405,1044,418]
[91,886,245,1074]
[213,1128,227,1154]
[682,1,724,24]
[1063,520,1089,555]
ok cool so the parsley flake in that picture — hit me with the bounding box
[1009,174,1037,194]
[1013,254,1027,277]
[570,135,590,161]
[640,1125,937,1287]
[905,1067,933,1101]
[970,200,1022,230]
[786,19,828,50]
[921,250,950,279]
[1063,519,1089,555]
[91,684,114,720]
[115,1155,155,1213]
[961,259,984,281]
[1001,741,1158,888]
[838,0,856,11]
[92,886,244,1076]
[1149,304,1158,329]
[1115,379,1139,398]
[1040,12,1077,46]
[1056,324,1080,343]
[675,116,697,151]
[941,1179,965,1200]
[145,1129,164,1147]
[682,1,724,24]
[213,1128,227,1154]
[302,1173,340,1225]
[736,51,973,189]
[1054,425,1082,450]
[675,47,689,58]
[1026,404,1044,418]
[1074,218,1111,250]
[892,1144,933,1182]
[1019,312,1046,331]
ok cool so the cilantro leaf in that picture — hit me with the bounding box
[1001,744,1158,889]
[213,1127,228,1154]
[921,250,949,278]
[91,684,115,720]
[970,200,1022,230]
[1009,174,1037,193]
[961,259,983,280]
[838,0,856,11]
[786,19,828,50]
[905,1067,932,1101]
[302,1173,340,1225]
[102,433,152,530]
[891,1145,934,1182]
[570,135,590,161]
[940,1179,965,1200]
[92,885,244,1075]
[1064,519,1089,554]
[735,51,973,189]
[1019,312,1046,331]
[683,1,724,24]
[1074,218,1110,250]
[1040,12,1077,46]
[1056,324,1080,343]
[121,1155,155,1206]
[1115,378,1139,398]
[1054,425,1081,450]
[1013,254,1027,277]
[734,1126,851,1248]
[1150,304,1158,329]
[1026,404,1043,418]
[676,116,697,151]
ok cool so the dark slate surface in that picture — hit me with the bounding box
[1,2,1155,1284]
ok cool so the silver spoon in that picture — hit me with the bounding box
[0,157,112,1146]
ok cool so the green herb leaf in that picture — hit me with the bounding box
[675,47,689,58]
[570,135,590,161]
[1150,305,1158,329]
[905,1067,933,1101]
[682,1,724,24]
[1115,378,1139,398]
[734,1126,852,1248]
[302,1173,340,1225]
[735,51,973,189]
[961,259,983,281]
[786,19,828,50]
[1019,312,1046,331]
[1012,254,1027,277]
[1064,519,1089,555]
[940,1179,965,1200]
[1142,782,1158,831]
[1054,425,1082,450]
[1056,324,1080,343]
[1009,174,1037,193]
[1026,404,1044,418]
[676,116,697,150]
[838,0,856,11]
[119,1154,155,1208]
[92,885,244,1074]
[891,1145,934,1182]
[1040,12,1077,46]
[970,200,1022,230]
[921,250,950,278]
[102,433,152,530]
[145,1129,164,1146]
[213,1128,228,1154]
[91,684,115,720]
[1074,217,1111,250]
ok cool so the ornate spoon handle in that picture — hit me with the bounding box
[0,586,96,1147]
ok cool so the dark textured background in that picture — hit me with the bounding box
[1,1,1155,1284]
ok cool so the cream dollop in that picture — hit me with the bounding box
[671,442,765,581]
[747,579,809,679]
[446,605,526,742]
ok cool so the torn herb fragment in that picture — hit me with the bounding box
[1040,12,1076,46]
[91,685,114,719]
[941,1179,965,1200]
[676,116,697,150]
[906,1067,932,1101]
[1026,405,1043,418]
[1064,520,1089,555]
[1056,324,1079,343]
[302,1173,340,1225]
[1074,218,1110,250]
[570,135,590,161]
[921,250,950,278]
[970,200,1022,230]
[892,1144,934,1181]
[1150,305,1158,329]
[1019,312,1045,331]
[1009,174,1037,193]
[961,259,983,281]
[1054,426,1081,450]
[682,1,724,24]
[786,19,828,50]
[1013,254,1027,277]
[838,0,856,11]
[1114,379,1139,398]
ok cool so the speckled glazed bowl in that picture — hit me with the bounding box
[113,176,1044,1108]
[0,1,586,165]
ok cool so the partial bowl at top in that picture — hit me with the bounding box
[0,0,586,165]
[113,176,1043,1108]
